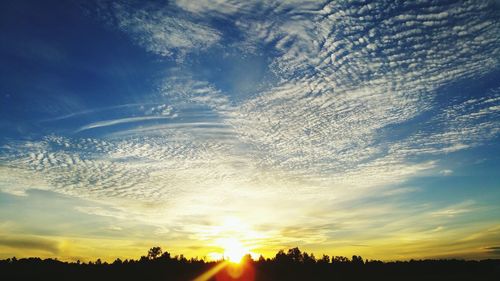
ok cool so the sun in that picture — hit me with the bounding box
[218,238,248,263]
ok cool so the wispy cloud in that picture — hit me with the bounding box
[484,246,500,256]
[104,1,221,58]
[439,169,453,176]
[76,115,176,132]
[0,235,60,254]
[2,0,498,207]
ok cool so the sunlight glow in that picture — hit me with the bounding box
[204,217,261,262]
[218,238,248,263]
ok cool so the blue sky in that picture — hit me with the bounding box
[1,0,499,261]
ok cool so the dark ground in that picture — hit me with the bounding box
[2,247,499,281]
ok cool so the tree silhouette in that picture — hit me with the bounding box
[352,255,364,265]
[319,254,330,264]
[147,246,163,260]
[287,247,302,262]
[1,246,499,281]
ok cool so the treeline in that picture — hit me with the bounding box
[1,246,499,280]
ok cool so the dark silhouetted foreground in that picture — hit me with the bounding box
[1,247,499,281]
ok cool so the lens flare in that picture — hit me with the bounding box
[218,238,248,263]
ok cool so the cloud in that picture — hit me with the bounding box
[75,206,128,220]
[0,236,60,254]
[225,0,500,184]
[1,0,498,208]
[76,116,177,132]
[101,1,221,58]
[159,69,231,111]
[41,103,162,123]
[439,169,453,176]
[429,201,476,217]
[484,246,500,255]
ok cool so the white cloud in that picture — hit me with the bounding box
[108,2,221,58]
[159,70,231,111]
[430,201,476,217]
[439,169,453,176]
[76,116,176,132]
[3,0,499,206]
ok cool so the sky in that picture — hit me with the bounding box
[0,0,499,262]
